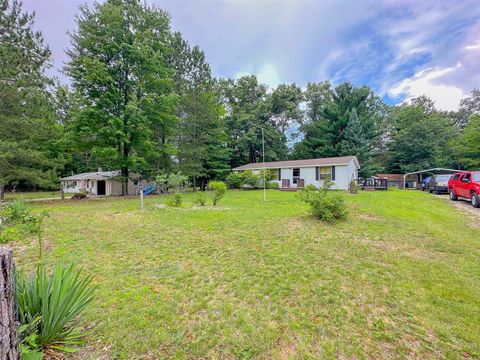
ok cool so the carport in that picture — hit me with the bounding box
[402,168,464,189]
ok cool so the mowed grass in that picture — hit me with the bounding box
[4,191,72,200]
[10,190,480,359]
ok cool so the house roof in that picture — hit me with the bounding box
[60,170,120,181]
[233,156,360,170]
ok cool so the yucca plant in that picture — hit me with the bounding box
[3,200,32,224]
[16,263,95,355]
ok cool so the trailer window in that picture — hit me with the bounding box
[319,167,332,181]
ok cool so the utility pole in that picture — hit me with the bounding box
[262,128,266,202]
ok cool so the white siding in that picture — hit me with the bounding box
[241,158,360,191]
[259,166,349,189]
[61,178,142,196]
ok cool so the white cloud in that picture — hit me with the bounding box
[388,65,465,111]
[465,42,480,50]
[235,63,281,89]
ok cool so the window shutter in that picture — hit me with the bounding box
[278,168,281,180]
[315,167,319,181]
[331,166,336,181]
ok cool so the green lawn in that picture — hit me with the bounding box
[9,190,480,359]
[4,191,71,201]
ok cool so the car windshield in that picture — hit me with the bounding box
[436,175,451,181]
[474,173,480,182]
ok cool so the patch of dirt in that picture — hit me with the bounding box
[358,213,382,221]
[278,341,297,360]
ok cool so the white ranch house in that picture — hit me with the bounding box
[233,156,360,190]
[60,169,144,196]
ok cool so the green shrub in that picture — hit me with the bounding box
[303,184,318,192]
[265,181,279,189]
[226,172,244,189]
[194,193,206,206]
[257,169,275,187]
[209,181,227,206]
[16,263,95,356]
[165,193,182,207]
[242,171,261,188]
[156,172,190,193]
[349,179,358,194]
[299,182,348,222]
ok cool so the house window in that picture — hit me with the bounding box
[319,167,332,181]
[293,168,300,184]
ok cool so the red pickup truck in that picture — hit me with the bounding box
[448,171,480,208]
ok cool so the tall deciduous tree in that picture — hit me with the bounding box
[453,114,480,169]
[270,83,303,137]
[386,105,455,173]
[220,76,288,168]
[455,89,480,129]
[65,0,177,194]
[0,0,61,198]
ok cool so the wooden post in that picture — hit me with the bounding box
[0,248,19,359]
[140,188,144,210]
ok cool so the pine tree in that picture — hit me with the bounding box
[294,82,386,170]
[170,33,229,188]
[338,109,375,176]
[0,0,62,197]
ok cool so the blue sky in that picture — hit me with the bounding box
[24,0,480,111]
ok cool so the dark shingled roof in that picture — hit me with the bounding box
[233,156,359,170]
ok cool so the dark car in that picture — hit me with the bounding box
[428,174,452,194]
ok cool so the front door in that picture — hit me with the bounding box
[97,180,106,196]
[292,168,300,187]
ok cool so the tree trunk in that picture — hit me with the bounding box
[0,248,19,359]
[192,175,196,191]
[121,166,129,196]
[0,184,3,239]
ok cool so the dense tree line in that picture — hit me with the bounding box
[1,0,479,196]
